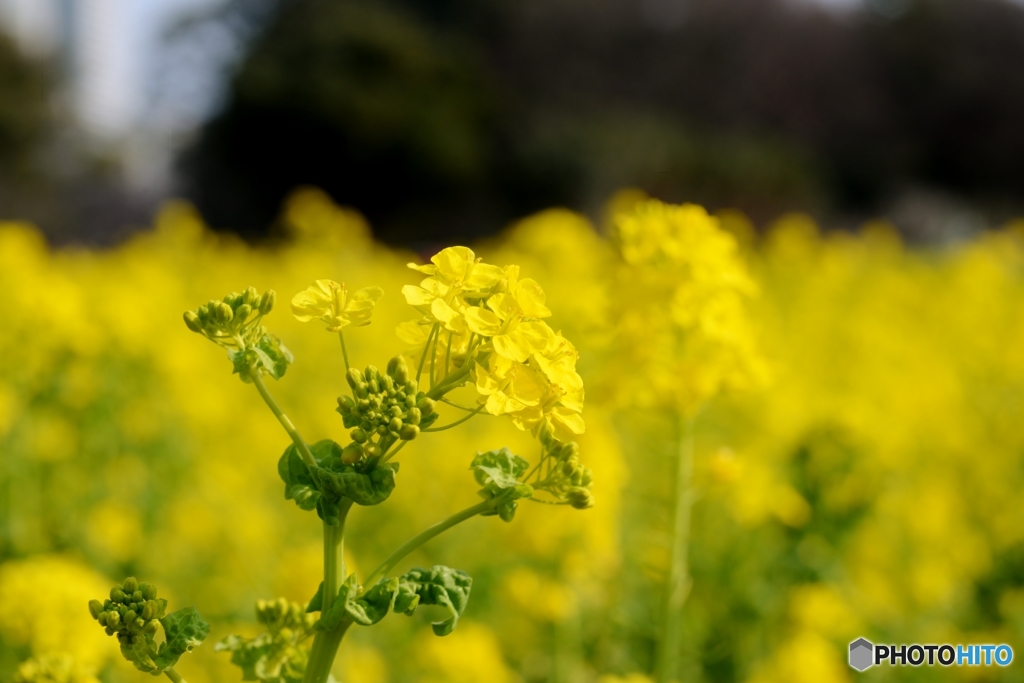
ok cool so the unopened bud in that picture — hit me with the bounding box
[123,577,139,594]
[399,424,419,441]
[107,610,121,627]
[388,417,403,434]
[355,385,369,399]
[538,421,556,447]
[407,407,422,425]
[124,610,137,625]
[369,379,380,394]
[364,444,381,460]
[259,290,276,315]
[559,442,580,460]
[337,395,355,412]
[234,303,252,323]
[89,599,103,619]
[142,601,156,620]
[183,310,203,333]
[279,627,294,642]
[341,443,364,465]
[346,368,364,391]
[364,366,380,384]
[139,583,157,600]
[566,487,595,510]
[243,286,259,305]
[580,467,593,486]
[144,619,159,635]
[105,625,115,636]
[417,398,436,416]
[390,405,403,418]
[215,301,233,324]
[350,428,368,444]
[111,588,126,603]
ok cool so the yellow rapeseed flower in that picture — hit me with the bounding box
[291,279,383,331]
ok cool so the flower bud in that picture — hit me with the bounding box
[387,356,402,376]
[407,407,422,425]
[183,310,203,333]
[124,610,137,625]
[538,421,556,448]
[566,487,595,510]
[134,617,145,630]
[89,599,103,619]
[259,290,276,315]
[405,395,416,408]
[234,303,252,323]
[350,428,368,444]
[562,456,579,477]
[243,286,259,305]
[355,385,370,399]
[364,366,380,384]
[215,301,234,324]
[107,610,121,627]
[405,381,417,395]
[388,417,403,434]
[399,424,419,441]
[341,443,364,465]
[390,405,403,418]
[417,398,436,416]
[123,577,139,594]
[381,374,395,392]
[346,368,364,391]
[364,444,381,459]
[139,583,157,600]
[337,395,355,412]
[376,425,388,436]
[369,379,380,394]
[559,442,580,460]
[98,611,109,626]
[141,601,155,620]
[279,627,294,642]
[144,619,159,635]
[580,467,593,486]
[111,587,126,603]
[105,625,115,636]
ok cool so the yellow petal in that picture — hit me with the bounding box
[349,286,384,305]
[396,320,429,345]
[431,246,475,282]
[407,262,436,275]
[402,285,435,306]
[464,261,506,290]
[464,306,502,336]
[494,322,554,362]
[513,278,551,318]
[550,407,585,434]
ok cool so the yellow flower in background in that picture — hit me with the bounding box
[12,654,99,683]
[291,279,383,331]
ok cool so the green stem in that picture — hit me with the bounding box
[416,324,439,382]
[381,440,408,464]
[421,404,485,432]
[443,330,453,379]
[426,357,477,400]
[656,414,695,683]
[303,502,353,683]
[429,327,440,388]
[364,499,495,587]
[439,398,480,412]
[248,369,318,471]
[163,668,185,683]
[337,331,351,373]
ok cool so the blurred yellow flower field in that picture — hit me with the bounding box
[2,188,1024,682]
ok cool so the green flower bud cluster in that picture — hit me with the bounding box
[184,287,293,381]
[184,286,275,345]
[533,427,595,510]
[335,356,439,463]
[255,597,317,639]
[89,577,165,641]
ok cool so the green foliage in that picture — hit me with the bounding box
[316,566,473,637]
[90,578,209,675]
[278,439,400,524]
[470,448,534,522]
[216,598,316,683]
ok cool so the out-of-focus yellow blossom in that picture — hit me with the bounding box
[501,567,577,622]
[411,622,513,683]
[597,675,653,683]
[0,556,113,670]
[12,654,100,683]
[291,279,384,331]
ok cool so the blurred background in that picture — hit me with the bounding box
[4,1,1024,683]
[3,0,1024,244]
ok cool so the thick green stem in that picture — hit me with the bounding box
[303,502,353,683]
[426,359,475,400]
[248,369,318,471]
[163,668,185,683]
[657,414,695,683]
[364,499,495,587]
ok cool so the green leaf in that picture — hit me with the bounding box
[316,575,360,631]
[215,634,309,683]
[471,448,530,492]
[154,606,211,671]
[320,462,400,506]
[255,333,294,380]
[278,440,341,512]
[305,582,324,613]
[344,577,399,626]
[119,635,159,673]
[216,634,272,680]
[395,566,473,636]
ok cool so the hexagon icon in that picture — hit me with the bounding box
[849,638,874,671]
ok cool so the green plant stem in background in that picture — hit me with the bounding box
[657,414,695,683]
[364,499,496,587]
[422,404,485,432]
[249,368,318,471]
[163,668,185,683]
[426,358,477,400]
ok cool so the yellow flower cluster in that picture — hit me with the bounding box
[609,195,767,414]
[291,280,384,331]
[401,246,585,438]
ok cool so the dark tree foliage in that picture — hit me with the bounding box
[0,32,51,177]
[181,0,1024,243]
